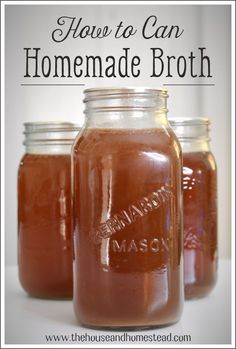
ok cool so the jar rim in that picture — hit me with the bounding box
[83,87,168,102]
[24,121,80,127]
[169,117,210,126]
[23,121,81,134]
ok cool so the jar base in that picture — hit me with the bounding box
[28,294,73,300]
[185,283,216,300]
[75,315,181,331]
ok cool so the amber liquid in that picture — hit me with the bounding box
[18,154,73,298]
[73,128,183,328]
[183,152,217,299]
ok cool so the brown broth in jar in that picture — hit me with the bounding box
[73,127,183,328]
[18,154,73,298]
[183,151,217,298]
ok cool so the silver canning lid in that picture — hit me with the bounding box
[83,87,168,102]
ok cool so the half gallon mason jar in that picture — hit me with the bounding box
[169,118,217,299]
[73,88,183,328]
[18,122,80,298]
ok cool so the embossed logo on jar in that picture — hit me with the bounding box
[112,237,170,253]
[90,185,173,244]
[184,227,217,251]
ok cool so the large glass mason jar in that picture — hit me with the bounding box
[18,122,80,299]
[73,88,183,328]
[169,118,218,299]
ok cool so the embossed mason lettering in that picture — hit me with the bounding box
[112,237,170,253]
[91,185,173,243]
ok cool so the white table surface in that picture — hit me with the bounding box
[5,260,232,346]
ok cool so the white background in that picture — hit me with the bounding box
[5,261,231,344]
[5,4,231,265]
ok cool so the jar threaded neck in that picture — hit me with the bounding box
[23,122,81,154]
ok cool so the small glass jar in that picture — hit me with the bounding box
[18,122,80,299]
[73,88,183,328]
[169,118,218,299]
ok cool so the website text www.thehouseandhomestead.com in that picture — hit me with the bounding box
[45,332,192,344]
